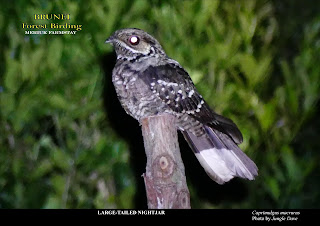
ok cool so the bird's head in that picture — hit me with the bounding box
[105,28,166,60]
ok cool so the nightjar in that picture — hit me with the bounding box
[105,28,258,184]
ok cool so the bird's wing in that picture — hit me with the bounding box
[139,62,243,144]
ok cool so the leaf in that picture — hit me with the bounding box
[281,145,301,182]
[21,47,44,82]
[266,176,280,201]
[51,175,66,196]
[52,149,71,171]
[4,59,21,93]
[30,160,53,179]
[43,195,62,209]
[256,99,276,132]
[49,93,69,110]
[47,38,63,70]
[239,53,256,85]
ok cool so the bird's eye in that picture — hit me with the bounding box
[129,36,140,45]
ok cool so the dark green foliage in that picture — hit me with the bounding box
[0,0,319,208]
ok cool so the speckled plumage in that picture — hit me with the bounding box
[105,28,258,184]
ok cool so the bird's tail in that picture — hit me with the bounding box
[182,125,258,184]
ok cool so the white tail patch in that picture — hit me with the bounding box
[194,148,255,184]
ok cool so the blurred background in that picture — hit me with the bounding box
[0,0,319,209]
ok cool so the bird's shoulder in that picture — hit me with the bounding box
[138,59,212,119]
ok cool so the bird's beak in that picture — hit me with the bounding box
[105,35,114,44]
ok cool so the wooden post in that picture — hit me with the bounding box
[141,114,191,209]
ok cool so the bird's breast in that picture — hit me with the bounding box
[112,62,168,121]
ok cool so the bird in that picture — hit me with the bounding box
[105,28,258,184]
